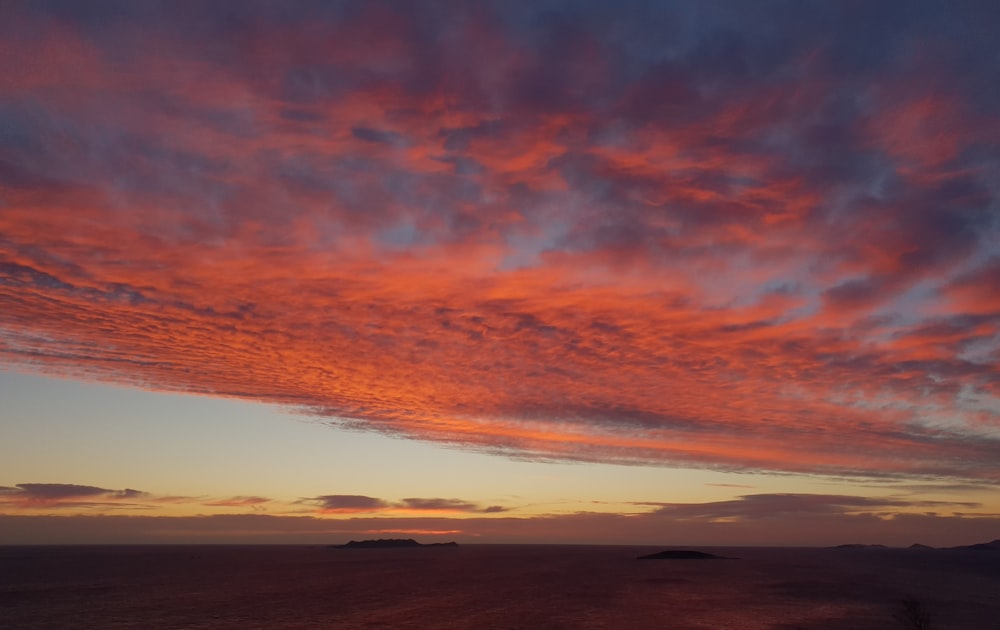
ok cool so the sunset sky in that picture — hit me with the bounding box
[1,1,998,546]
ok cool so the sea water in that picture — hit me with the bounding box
[1,545,997,629]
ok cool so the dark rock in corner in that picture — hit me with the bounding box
[329,538,458,549]
[637,550,732,560]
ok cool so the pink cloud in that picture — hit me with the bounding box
[1,3,998,482]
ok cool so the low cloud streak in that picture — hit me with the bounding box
[305,495,509,515]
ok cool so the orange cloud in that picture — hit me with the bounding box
[1,3,998,482]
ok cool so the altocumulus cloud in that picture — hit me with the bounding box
[0,1,998,480]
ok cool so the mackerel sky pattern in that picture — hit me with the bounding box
[1,1,998,480]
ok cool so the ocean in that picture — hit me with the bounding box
[1,545,997,629]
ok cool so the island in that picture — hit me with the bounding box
[329,538,459,549]
[944,539,1000,552]
[637,550,732,560]
[827,539,1000,551]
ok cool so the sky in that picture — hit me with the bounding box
[1,0,998,546]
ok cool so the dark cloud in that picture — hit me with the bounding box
[351,126,406,146]
[823,278,884,311]
[310,495,389,512]
[0,483,151,509]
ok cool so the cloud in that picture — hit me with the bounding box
[202,496,271,508]
[351,126,406,146]
[0,483,282,514]
[0,2,998,481]
[641,493,982,522]
[303,495,510,514]
[309,495,390,514]
[397,498,509,514]
[0,483,150,509]
[0,484,511,517]
[3,495,1000,546]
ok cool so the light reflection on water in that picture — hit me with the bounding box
[1,545,997,629]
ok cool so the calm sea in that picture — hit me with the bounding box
[1,545,997,629]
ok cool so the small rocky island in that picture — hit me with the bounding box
[637,550,733,560]
[329,538,458,549]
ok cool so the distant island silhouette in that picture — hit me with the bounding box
[636,550,734,560]
[829,539,999,551]
[329,538,459,549]
[944,539,1000,551]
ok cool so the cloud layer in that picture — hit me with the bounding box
[1,2,998,480]
[2,493,997,547]
[0,482,508,517]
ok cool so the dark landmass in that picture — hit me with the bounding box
[830,539,999,551]
[637,550,733,560]
[944,539,1000,552]
[329,538,459,549]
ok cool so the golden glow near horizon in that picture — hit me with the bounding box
[3,373,998,545]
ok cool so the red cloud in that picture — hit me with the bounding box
[1,3,998,482]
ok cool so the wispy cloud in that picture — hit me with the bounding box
[398,498,510,514]
[202,496,271,508]
[0,483,149,510]
[303,494,509,515]
[0,483,279,514]
[0,482,511,517]
[639,493,983,522]
[0,2,998,480]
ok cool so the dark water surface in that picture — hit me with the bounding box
[1,545,997,629]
